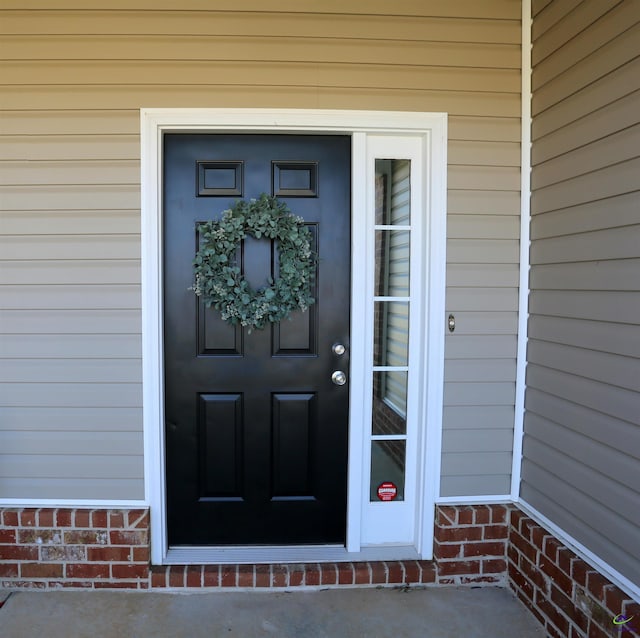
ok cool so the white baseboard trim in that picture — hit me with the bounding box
[0,499,148,509]
[435,495,512,505]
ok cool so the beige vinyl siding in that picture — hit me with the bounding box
[524,1,640,587]
[443,115,520,497]
[0,1,521,500]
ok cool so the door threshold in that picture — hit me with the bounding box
[165,545,420,565]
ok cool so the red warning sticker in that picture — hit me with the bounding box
[376,481,398,501]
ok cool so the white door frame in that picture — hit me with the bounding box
[141,109,447,565]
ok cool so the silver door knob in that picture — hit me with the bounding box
[331,370,347,386]
[332,343,346,356]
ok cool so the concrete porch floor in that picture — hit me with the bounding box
[0,586,545,637]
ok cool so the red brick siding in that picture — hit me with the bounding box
[0,508,149,590]
[433,504,509,586]
[1,499,636,638]
[150,560,437,589]
[508,510,639,638]
[0,505,509,590]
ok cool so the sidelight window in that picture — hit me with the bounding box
[370,159,411,502]
[359,134,430,548]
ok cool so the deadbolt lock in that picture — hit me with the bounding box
[332,343,346,356]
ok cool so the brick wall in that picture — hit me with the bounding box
[0,504,508,591]
[2,500,638,638]
[0,508,149,590]
[509,509,639,638]
[151,561,436,589]
[433,504,509,586]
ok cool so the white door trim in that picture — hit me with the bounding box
[140,109,447,565]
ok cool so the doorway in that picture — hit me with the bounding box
[141,109,447,564]
[163,134,351,545]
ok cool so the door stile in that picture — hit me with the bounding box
[345,132,367,553]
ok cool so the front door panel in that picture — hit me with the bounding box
[163,134,351,545]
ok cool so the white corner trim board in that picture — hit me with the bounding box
[511,0,532,500]
[140,109,448,565]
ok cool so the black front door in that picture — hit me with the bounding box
[163,134,351,545]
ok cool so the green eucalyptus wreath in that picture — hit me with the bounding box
[192,194,316,332]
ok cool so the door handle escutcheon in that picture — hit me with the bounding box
[331,370,347,386]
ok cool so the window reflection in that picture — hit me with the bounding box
[375,159,411,226]
[373,301,409,367]
[374,230,410,297]
[371,158,411,505]
[370,440,406,501]
[372,371,407,434]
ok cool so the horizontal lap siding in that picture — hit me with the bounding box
[444,74,520,494]
[524,1,640,587]
[0,2,521,500]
